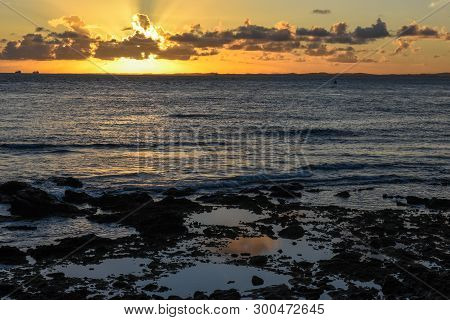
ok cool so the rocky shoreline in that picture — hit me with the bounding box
[0,178,449,300]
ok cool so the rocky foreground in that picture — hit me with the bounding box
[0,178,449,300]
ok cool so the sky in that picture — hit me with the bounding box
[0,0,449,74]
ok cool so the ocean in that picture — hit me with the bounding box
[0,74,449,207]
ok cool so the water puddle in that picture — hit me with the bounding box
[217,235,334,263]
[47,257,150,279]
[145,263,289,298]
[221,236,280,256]
[190,207,266,227]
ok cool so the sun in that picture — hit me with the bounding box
[100,56,178,74]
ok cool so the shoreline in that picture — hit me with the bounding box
[0,177,449,299]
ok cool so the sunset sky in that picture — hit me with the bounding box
[0,0,449,74]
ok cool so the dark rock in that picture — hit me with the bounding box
[0,181,31,195]
[203,226,240,239]
[252,276,264,286]
[193,291,209,300]
[196,193,273,213]
[382,276,411,296]
[142,283,158,291]
[250,284,294,299]
[91,192,153,211]
[0,246,27,265]
[28,234,114,260]
[278,223,305,240]
[305,189,324,193]
[90,197,206,239]
[63,190,94,204]
[47,272,65,280]
[335,191,351,198]
[406,196,428,206]
[51,177,83,188]
[249,255,268,266]
[0,283,15,296]
[9,188,80,218]
[269,186,302,198]
[209,289,241,300]
[3,225,37,231]
[239,187,263,194]
[163,188,195,197]
[426,198,450,210]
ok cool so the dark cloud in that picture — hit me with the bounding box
[135,14,151,30]
[0,34,54,60]
[228,39,300,52]
[312,9,331,15]
[304,43,336,56]
[94,33,160,60]
[234,24,294,41]
[353,18,389,40]
[296,19,390,44]
[170,25,234,48]
[327,51,358,63]
[35,27,50,33]
[296,27,330,37]
[397,24,440,38]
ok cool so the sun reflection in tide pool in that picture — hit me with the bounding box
[222,236,280,256]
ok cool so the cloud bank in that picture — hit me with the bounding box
[0,14,447,64]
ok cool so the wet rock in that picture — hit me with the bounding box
[28,234,114,260]
[305,189,324,193]
[9,187,80,218]
[63,190,94,204]
[252,276,264,286]
[0,181,31,195]
[3,225,37,231]
[203,226,241,239]
[196,193,273,213]
[0,246,27,265]
[269,186,302,198]
[239,187,264,194]
[382,276,411,296]
[0,283,15,296]
[319,252,384,282]
[335,191,351,198]
[406,196,428,206]
[163,188,195,197]
[91,192,153,212]
[193,291,209,299]
[426,198,450,210]
[91,197,206,239]
[142,283,158,291]
[278,223,305,240]
[249,255,268,267]
[51,177,83,188]
[209,289,241,300]
[250,284,294,299]
[47,272,65,280]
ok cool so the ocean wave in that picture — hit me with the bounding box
[0,143,137,151]
[307,161,448,172]
[183,170,313,190]
[167,113,218,119]
[249,128,360,138]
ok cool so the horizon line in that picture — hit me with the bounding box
[1,72,450,76]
